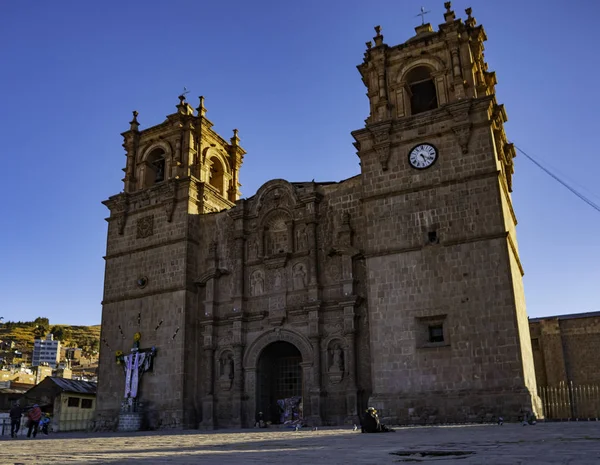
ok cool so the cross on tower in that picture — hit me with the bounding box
[416,6,431,25]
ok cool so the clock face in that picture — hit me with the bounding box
[408,143,438,169]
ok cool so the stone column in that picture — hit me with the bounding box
[244,367,257,428]
[231,343,244,427]
[307,220,318,287]
[258,227,265,257]
[286,220,294,253]
[343,306,358,419]
[200,347,215,429]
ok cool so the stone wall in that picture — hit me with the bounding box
[529,312,600,387]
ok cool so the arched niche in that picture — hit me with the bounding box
[261,209,293,257]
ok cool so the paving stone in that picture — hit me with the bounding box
[2,423,600,464]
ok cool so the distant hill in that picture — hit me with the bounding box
[0,317,101,362]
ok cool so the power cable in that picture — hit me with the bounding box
[513,144,600,214]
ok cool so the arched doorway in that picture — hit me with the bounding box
[256,341,303,424]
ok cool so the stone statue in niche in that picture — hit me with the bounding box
[219,353,234,391]
[220,354,234,380]
[295,226,308,251]
[248,237,259,260]
[274,270,283,290]
[251,271,264,296]
[292,263,307,290]
[330,344,344,373]
[205,281,213,301]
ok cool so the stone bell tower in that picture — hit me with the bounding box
[352,3,541,422]
[97,95,245,429]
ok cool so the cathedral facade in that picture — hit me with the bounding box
[97,4,541,430]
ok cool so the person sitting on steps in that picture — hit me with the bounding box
[360,407,395,433]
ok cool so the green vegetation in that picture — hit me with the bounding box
[0,318,101,364]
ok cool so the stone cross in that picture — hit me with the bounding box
[416,6,430,25]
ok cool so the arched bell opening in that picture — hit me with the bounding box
[406,66,438,115]
[144,148,166,187]
[209,157,225,195]
[256,341,303,425]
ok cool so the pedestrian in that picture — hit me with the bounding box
[9,401,23,438]
[26,404,42,438]
[39,413,51,435]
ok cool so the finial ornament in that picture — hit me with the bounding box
[373,25,384,46]
[129,110,139,131]
[416,6,431,25]
[197,95,207,117]
[465,7,476,26]
[366,41,372,49]
[445,2,452,12]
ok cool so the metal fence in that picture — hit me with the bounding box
[539,383,600,420]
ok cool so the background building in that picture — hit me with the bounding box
[32,334,60,368]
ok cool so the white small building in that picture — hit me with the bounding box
[32,334,61,368]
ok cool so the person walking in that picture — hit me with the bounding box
[9,402,23,438]
[26,404,42,438]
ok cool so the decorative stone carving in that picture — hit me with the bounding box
[328,342,345,384]
[247,237,259,260]
[219,351,234,391]
[112,194,129,235]
[451,123,472,154]
[370,122,392,171]
[250,270,265,296]
[273,269,284,290]
[292,263,307,290]
[136,215,154,239]
[327,260,342,282]
[295,225,308,251]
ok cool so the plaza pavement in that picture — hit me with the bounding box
[1,422,600,464]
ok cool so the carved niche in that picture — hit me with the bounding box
[295,224,308,251]
[292,262,307,290]
[264,213,289,256]
[327,340,345,384]
[250,270,265,296]
[218,350,234,391]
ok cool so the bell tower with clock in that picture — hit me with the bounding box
[352,3,541,421]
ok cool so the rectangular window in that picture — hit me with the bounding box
[416,314,449,348]
[81,398,93,409]
[428,324,444,343]
[68,397,80,407]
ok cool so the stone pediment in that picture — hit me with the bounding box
[195,268,230,286]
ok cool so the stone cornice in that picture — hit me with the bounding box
[102,285,187,305]
[364,231,509,259]
[103,236,197,260]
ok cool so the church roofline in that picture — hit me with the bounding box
[529,311,600,322]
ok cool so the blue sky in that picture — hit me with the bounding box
[1,1,599,326]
